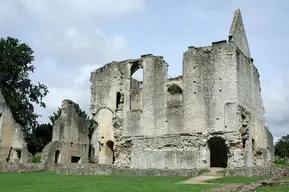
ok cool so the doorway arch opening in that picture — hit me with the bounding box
[54,150,60,164]
[208,137,228,168]
[106,140,115,165]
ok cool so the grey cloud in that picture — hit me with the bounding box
[0,0,145,123]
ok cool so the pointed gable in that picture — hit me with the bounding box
[229,9,250,58]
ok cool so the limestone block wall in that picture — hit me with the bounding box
[0,90,29,163]
[43,100,90,165]
[140,55,168,136]
[90,60,129,165]
[52,100,89,144]
[42,141,89,165]
[182,41,238,134]
[89,9,273,169]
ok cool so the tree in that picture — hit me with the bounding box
[27,123,53,155]
[0,37,48,138]
[49,107,61,126]
[275,134,289,160]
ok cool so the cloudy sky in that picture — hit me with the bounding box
[0,0,288,141]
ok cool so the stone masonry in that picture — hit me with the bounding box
[0,89,30,163]
[89,9,274,169]
[42,100,90,165]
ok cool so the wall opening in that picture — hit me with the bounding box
[54,150,60,164]
[130,61,143,110]
[208,137,228,168]
[167,84,183,95]
[71,156,81,163]
[16,150,21,159]
[106,140,115,164]
[116,92,122,110]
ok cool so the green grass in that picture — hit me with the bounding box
[200,169,211,173]
[274,163,289,167]
[256,186,289,192]
[205,176,265,184]
[0,172,217,192]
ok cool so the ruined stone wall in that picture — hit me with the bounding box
[0,90,30,163]
[234,45,272,166]
[183,41,239,134]
[89,9,273,169]
[140,55,168,136]
[52,163,200,177]
[52,100,89,144]
[167,77,183,134]
[90,61,128,165]
[42,100,90,165]
[228,9,273,166]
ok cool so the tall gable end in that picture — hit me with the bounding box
[229,9,250,58]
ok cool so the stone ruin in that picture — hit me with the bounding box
[0,9,274,171]
[89,9,274,169]
[41,100,91,165]
[0,89,30,163]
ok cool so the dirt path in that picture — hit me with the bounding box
[178,168,224,184]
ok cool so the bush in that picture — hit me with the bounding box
[274,159,286,164]
[32,154,41,163]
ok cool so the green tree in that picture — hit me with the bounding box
[49,107,62,126]
[275,134,289,159]
[27,123,53,155]
[0,37,48,138]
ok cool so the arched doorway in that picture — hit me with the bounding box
[54,150,60,164]
[106,140,115,165]
[208,137,228,168]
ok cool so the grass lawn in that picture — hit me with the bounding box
[205,176,265,184]
[256,186,289,192]
[275,163,289,167]
[0,172,217,192]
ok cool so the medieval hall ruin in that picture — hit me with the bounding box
[90,9,274,169]
[0,90,30,163]
[0,9,273,171]
[42,100,91,165]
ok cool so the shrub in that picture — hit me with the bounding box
[32,154,41,163]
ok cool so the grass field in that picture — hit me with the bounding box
[0,172,217,192]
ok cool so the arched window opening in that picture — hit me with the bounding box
[55,150,60,164]
[130,61,143,111]
[208,137,228,168]
[106,140,115,165]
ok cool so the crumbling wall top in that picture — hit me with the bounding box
[229,9,250,58]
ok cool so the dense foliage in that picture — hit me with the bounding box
[275,134,289,160]
[0,37,48,138]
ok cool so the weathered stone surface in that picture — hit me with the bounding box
[89,9,274,170]
[0,90,30,163]
[51,164,200,177]
[207,180,289,192]
[0,163,44,173]
[42,100,90,165]
[224,166,289,179]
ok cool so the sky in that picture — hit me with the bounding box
[0,0,288,141]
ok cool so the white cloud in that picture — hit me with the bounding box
[263,69,289,138]
[0,0,145,123]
